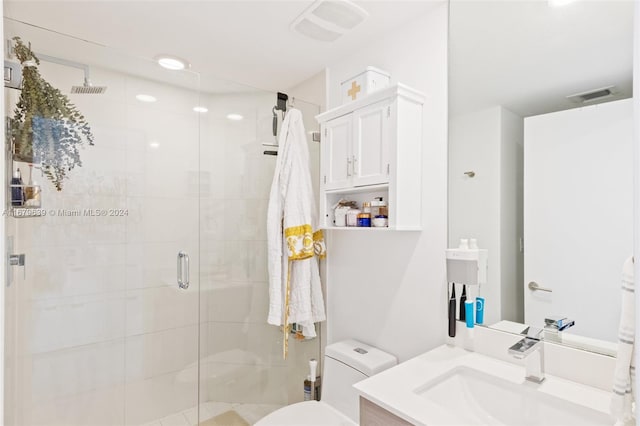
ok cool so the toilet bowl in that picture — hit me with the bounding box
[255,339,397,426]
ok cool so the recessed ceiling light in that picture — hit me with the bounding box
[149,141,160,149]
[136,94,157,103]
[226,113,244,121]
[193,106,208,113]
[156,55,189,71]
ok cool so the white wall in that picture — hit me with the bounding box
[324,3,448,362]
[449,106,523,326]
[287,70,326,112]
[449,107,502,323]
[634,0,639,411]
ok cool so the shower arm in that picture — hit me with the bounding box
[34,52,92,86]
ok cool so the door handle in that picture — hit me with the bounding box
[346,157,352,177]
[8,253,26,280]
[177,251,189,289]
[528,281,552,293]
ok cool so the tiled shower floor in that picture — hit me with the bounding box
[143,401,284,426]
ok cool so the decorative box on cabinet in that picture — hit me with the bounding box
[316,83,424,231]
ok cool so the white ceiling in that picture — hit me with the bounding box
[4,0,442,93]
[4,0,634,114]
[449,0,634,117]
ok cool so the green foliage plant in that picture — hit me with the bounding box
[10,37,94,191]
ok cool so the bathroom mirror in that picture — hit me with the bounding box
[448,0,634,356]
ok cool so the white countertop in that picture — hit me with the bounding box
[353,344,612,426]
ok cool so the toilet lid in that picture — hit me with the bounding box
[255,401,356,426]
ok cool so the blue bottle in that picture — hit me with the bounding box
[464,300,475,328]
[475,297,485,325]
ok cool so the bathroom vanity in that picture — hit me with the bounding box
[355,326,615,425]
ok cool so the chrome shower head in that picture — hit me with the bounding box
[71,79,107,94]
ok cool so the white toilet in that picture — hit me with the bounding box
[255,339,397,426]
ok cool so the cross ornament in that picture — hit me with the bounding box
[347,81,361,100]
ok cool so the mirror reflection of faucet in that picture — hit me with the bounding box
[544,316,575,332]
[541,316,575,344]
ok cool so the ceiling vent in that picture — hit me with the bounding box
[291,0,369,42]
[566,86,618,104]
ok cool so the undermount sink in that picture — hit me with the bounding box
[415,366,612,426]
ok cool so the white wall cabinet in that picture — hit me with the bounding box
[317,84,424,230]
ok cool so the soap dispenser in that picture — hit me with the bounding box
[11,168,24,207]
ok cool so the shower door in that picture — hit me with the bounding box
[197,90,322,423]
[3,15,324,426]
[4,19,203,425]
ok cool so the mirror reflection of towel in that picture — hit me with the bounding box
[611,256,635,425]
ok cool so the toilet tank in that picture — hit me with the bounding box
[322,340,397,423]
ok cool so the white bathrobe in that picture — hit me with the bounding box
[266,108,326,358]
[611,256,635,425]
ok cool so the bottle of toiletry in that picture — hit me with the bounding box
[304,359,321,401]
[465,300,475,328]
[362,201,371,214]
[475,297,485,325]
[357,213,371,227]
[448,284,456,337]
[11,169,24,207]
[372,215,388,227]
[459,285,467,321]
[25,164,34,201]
[304,375,313,401]
[304,375,321,401]
[346,209,361,227]
[371,197,387,216]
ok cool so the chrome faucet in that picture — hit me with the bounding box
[544,316,575,332]
[508,326,545,383]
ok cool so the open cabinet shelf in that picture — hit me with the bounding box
[316,84,424,231]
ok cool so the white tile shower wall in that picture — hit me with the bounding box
[7,61,202,425]
[324,3,449,362]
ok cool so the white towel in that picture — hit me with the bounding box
[266,108,326,357]
[611,256,635,424]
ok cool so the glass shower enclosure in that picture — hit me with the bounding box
[3,16,321,426]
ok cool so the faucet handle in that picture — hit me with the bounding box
[525,326,544,340]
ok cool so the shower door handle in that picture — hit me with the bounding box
[177,251,189,289]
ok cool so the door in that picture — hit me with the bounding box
[523,99,632,341]
[352,100,390,187]
[4,20,202,425]
[197,95,323,424]
[322,114,353,190]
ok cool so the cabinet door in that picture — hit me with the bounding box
[322,114,353,190]
[352,100,390,187]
